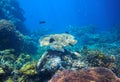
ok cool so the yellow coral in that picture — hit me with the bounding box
[5,78,13,82]
[19,61,37,76]
[98,54,104,58]
[22,69,37,75]
[0,68,5,75]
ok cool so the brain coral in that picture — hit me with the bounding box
[49,67,120,82]
[39,33,77,52]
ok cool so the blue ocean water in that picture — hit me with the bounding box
[19,0,120,32]
[1,0,120,81]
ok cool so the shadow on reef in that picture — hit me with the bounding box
[0,19,38,55]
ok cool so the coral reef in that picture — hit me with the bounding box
[14,53,32,69]
[0,19,24,52]
[39,33,77,52]
[36,47,120,81]
[67,25,118,51]
[49,67,120,82]
[37,49,87,81]
[0,49,36,81]
[0,22,120,82]
[19,61,37,76]
[37,33,120,81]
[0,0,27,33]
[67,25,96,36]
[81,48,116,68]
[0,19,38,54]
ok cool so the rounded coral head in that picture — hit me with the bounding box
[39,33,77,51]
[49,67,120,82]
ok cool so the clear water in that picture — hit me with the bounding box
[19,0,120,32]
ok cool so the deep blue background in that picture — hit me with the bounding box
[19,0,120,32]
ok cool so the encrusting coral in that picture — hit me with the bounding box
[39,33,77,52]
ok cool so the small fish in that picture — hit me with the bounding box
[39,21,46,24]
[65,31,69,34]
[69,43,74,47]
[49,38,55,43]
[76,50,80,53]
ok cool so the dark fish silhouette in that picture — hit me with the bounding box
[69,43,74,47]
[65,31,69,34]
[39,21,46,24]
[49,38,55,43]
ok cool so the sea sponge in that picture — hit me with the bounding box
[49,67,120,82]
[39,33,77,52]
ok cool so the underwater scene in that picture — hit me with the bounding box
[0,0,120,82]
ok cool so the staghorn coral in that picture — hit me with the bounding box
[49,67,120,82]
[39,33,77,52]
